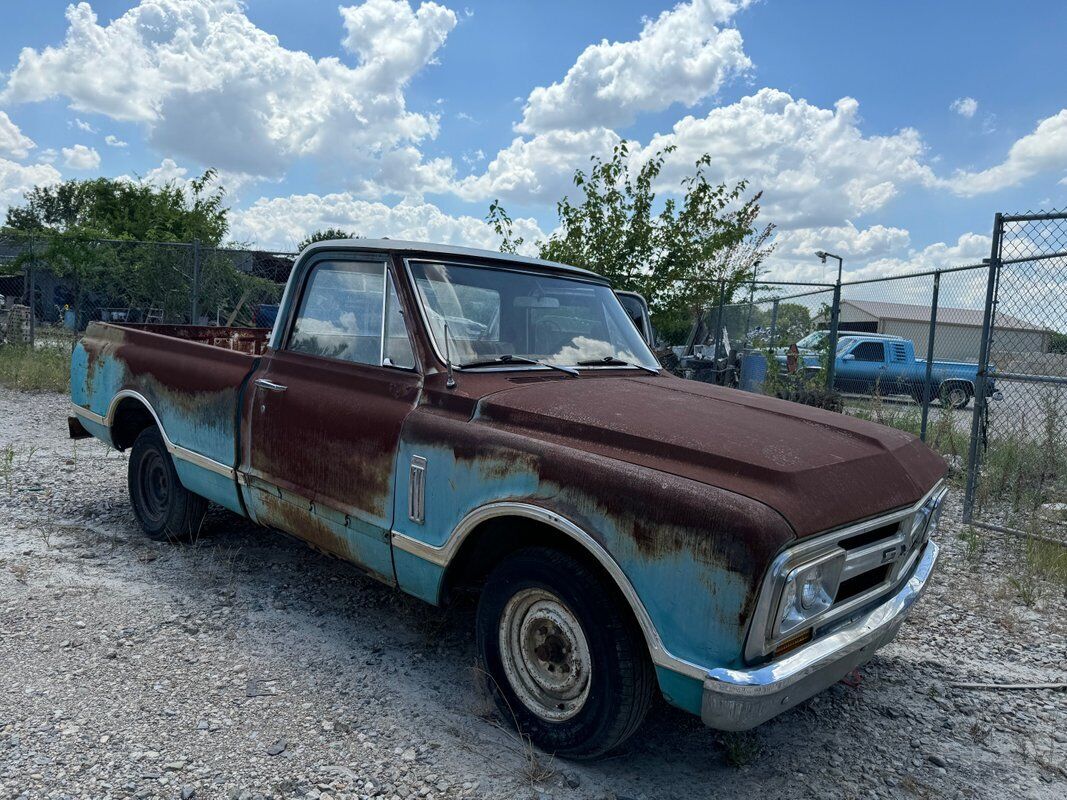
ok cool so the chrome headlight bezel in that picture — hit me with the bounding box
[772,549,846,639]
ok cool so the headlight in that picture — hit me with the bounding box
[774,550,846,638]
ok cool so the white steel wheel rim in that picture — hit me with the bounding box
[948,387,966,407]
[498,588,592,722]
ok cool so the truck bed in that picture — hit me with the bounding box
[70,322,265,515]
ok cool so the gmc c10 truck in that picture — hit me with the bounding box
[778,332,993,409]
[69,240,947,758]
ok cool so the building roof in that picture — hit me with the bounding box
[302,238,606,282]
[841,299,1046,332]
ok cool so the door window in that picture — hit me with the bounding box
[851,341,885,362]
[288,260,386,366]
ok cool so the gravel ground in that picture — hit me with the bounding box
[1,387,1064,800]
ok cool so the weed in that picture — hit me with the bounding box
[719,730,762,767]
[0,345,71,392]
[471,665,557,785]
[1,444,13,493]
[957,528,984,571]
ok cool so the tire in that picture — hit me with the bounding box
[127,426,207,541]
[475,546,655,760]
[940,383,971,410]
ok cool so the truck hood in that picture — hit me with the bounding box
[475,375,946,537]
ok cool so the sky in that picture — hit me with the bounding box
[0,0,1065,283]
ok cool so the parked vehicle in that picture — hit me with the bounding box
[68,240,947,758]
[777,333,994,409]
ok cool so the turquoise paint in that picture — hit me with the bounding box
[172,460,244,516]
[655,666,705,715]
[391,549,445,604]
[390,418,755,681]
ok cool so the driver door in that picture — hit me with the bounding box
[240,254,420,583]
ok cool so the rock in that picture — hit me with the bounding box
[266,739,287,756]
[927,754,948,769]
[564,773,581,789]
[181,786,196,799]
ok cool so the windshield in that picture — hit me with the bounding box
[796,330,827,349]
[836,336,858,354]
[409,261,660,370]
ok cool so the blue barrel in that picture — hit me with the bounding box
[739,351,768,393]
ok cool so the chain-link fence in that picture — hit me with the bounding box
[963,211,1067,541]
[0,232,295,350]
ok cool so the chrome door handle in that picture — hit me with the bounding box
[254,378,287,392]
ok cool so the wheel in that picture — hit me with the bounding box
[476,546,654,759]
[940,383,971,410]
[128,427,207,541]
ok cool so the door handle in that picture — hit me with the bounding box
[254,378,287,392]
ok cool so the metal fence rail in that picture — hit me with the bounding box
[0,232,295,348]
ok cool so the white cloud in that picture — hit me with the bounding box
[104,134,128,148]
[72,117,96,133]
[61,144,101,170]
[950,97,978,119]
[230,193,545,252]
[455,127,621,202]
[935,109,1067,196]
[2,0,457,191]
[0,158,62,218]
[0,111,36,159]
[634,90,936,228]
[517,0,751,134]
[143,157,187,183]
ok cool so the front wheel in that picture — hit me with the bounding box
[128,426,207,541]
[940,383,971,410]
[476,546,654,759]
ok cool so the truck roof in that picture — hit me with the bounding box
[301,238,607,282]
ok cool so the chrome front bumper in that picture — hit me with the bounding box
[701,539,939,730]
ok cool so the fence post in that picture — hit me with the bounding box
[190,238,201,324]
[712,278,727,359]
[919,270,941,441]
[825,280,842,390]
[768,298,780,347]
[963,214,1003,523]
[26,236,35,348]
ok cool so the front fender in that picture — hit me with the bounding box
[389,407,796,695]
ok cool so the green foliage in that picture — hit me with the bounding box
[4,170,228,244]
[487,142,774,344]
[297,228,360,252]
[1050,331,1067,354]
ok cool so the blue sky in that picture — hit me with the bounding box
[0,0,1064,281]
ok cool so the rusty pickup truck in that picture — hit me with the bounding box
[69,240,947,758]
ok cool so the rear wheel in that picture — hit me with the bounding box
[128,427,207,541]
[476,546,654,759]
[940,383,971,410]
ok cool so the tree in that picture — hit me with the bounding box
[487,142,774,344]
[297,228,360,252]
[1,171,249,325]
[4,170,228,244]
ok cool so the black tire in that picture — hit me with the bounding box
[127,426,207,541]
[476,546,655,760]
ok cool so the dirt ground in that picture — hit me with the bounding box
[1,387,1064,800]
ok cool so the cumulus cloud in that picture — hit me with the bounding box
[61,144,101,170]
[950,97,978,118]
[72,117,96,133]
[934,109,1067,196]
[517,0,752,133]
[634,90,936,228]
[0,112,36,159]
[0,158,62,217]
[104,134,128,148]
[230,193,545,252]
[455,127,621,202]
[2,0,457,190]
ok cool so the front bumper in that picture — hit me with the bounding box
[700,539,939,730]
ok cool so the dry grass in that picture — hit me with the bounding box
[0,345,70,392]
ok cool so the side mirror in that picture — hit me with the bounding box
[841,353,855,361]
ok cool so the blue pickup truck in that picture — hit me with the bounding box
[779,333,993,409]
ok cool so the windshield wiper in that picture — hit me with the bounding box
[458,354,579,376]
[576,356,660,375]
